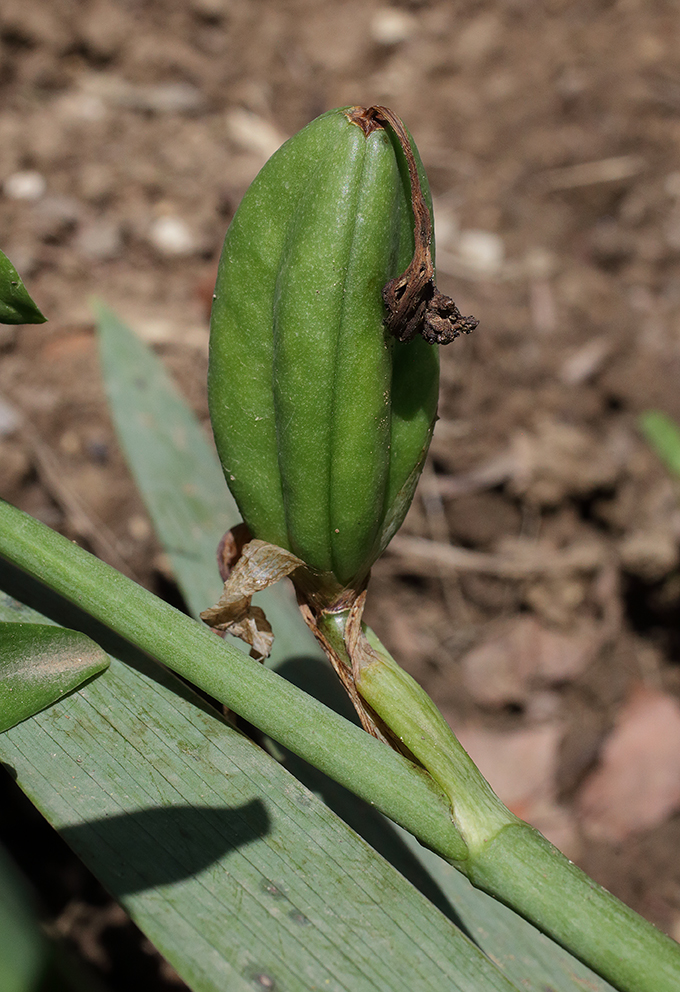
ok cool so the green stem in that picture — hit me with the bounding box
[317,609,680,992]
[319,611,516,858]
[0,498,464,862]
[471,825,680,992]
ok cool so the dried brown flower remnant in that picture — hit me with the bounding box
[384,275,479,345]
[346,105,478,345]
[201,538,307,659]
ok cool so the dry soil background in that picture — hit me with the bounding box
[3,0,680,987]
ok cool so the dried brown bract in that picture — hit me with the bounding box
[348,105,478,345]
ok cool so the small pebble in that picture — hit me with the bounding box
[4,170,46,201]
[457,229,504,274]
[128,82,204,114]
[148,216,197,256]
[370,8,417,45]
[225,109,286,160]
[79,75,204,114]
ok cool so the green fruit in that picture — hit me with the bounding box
[208,106,474,598]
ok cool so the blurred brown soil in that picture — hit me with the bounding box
[3,0,680,987]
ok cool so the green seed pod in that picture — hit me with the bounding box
[209,106,475,600]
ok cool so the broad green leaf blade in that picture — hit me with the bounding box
[0,621,109,731]
[639,410,680,479]
[0,249,46,324]
[95,313,622,991]
[396,829,616,992]
[0,843,49,992]
[0,593,519,992]
[95,301,315,666]
[95,301,229,617]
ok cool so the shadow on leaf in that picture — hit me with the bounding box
[61,800,270,895]
[272,655,476,943]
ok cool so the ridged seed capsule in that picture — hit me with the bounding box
[208,105,476,605]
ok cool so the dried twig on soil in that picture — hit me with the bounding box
[383,535,608,579]
[537,155,645,191]
[23,424,141,581]
[419,458,470,620]
[434,450,518,498]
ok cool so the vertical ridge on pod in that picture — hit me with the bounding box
[273,122,367,574]
[208,112,342,550]
[328,127,397,585]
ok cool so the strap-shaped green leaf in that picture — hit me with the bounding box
[0,249,46,325]
[0,620,109,731]
[0,592,519,992]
